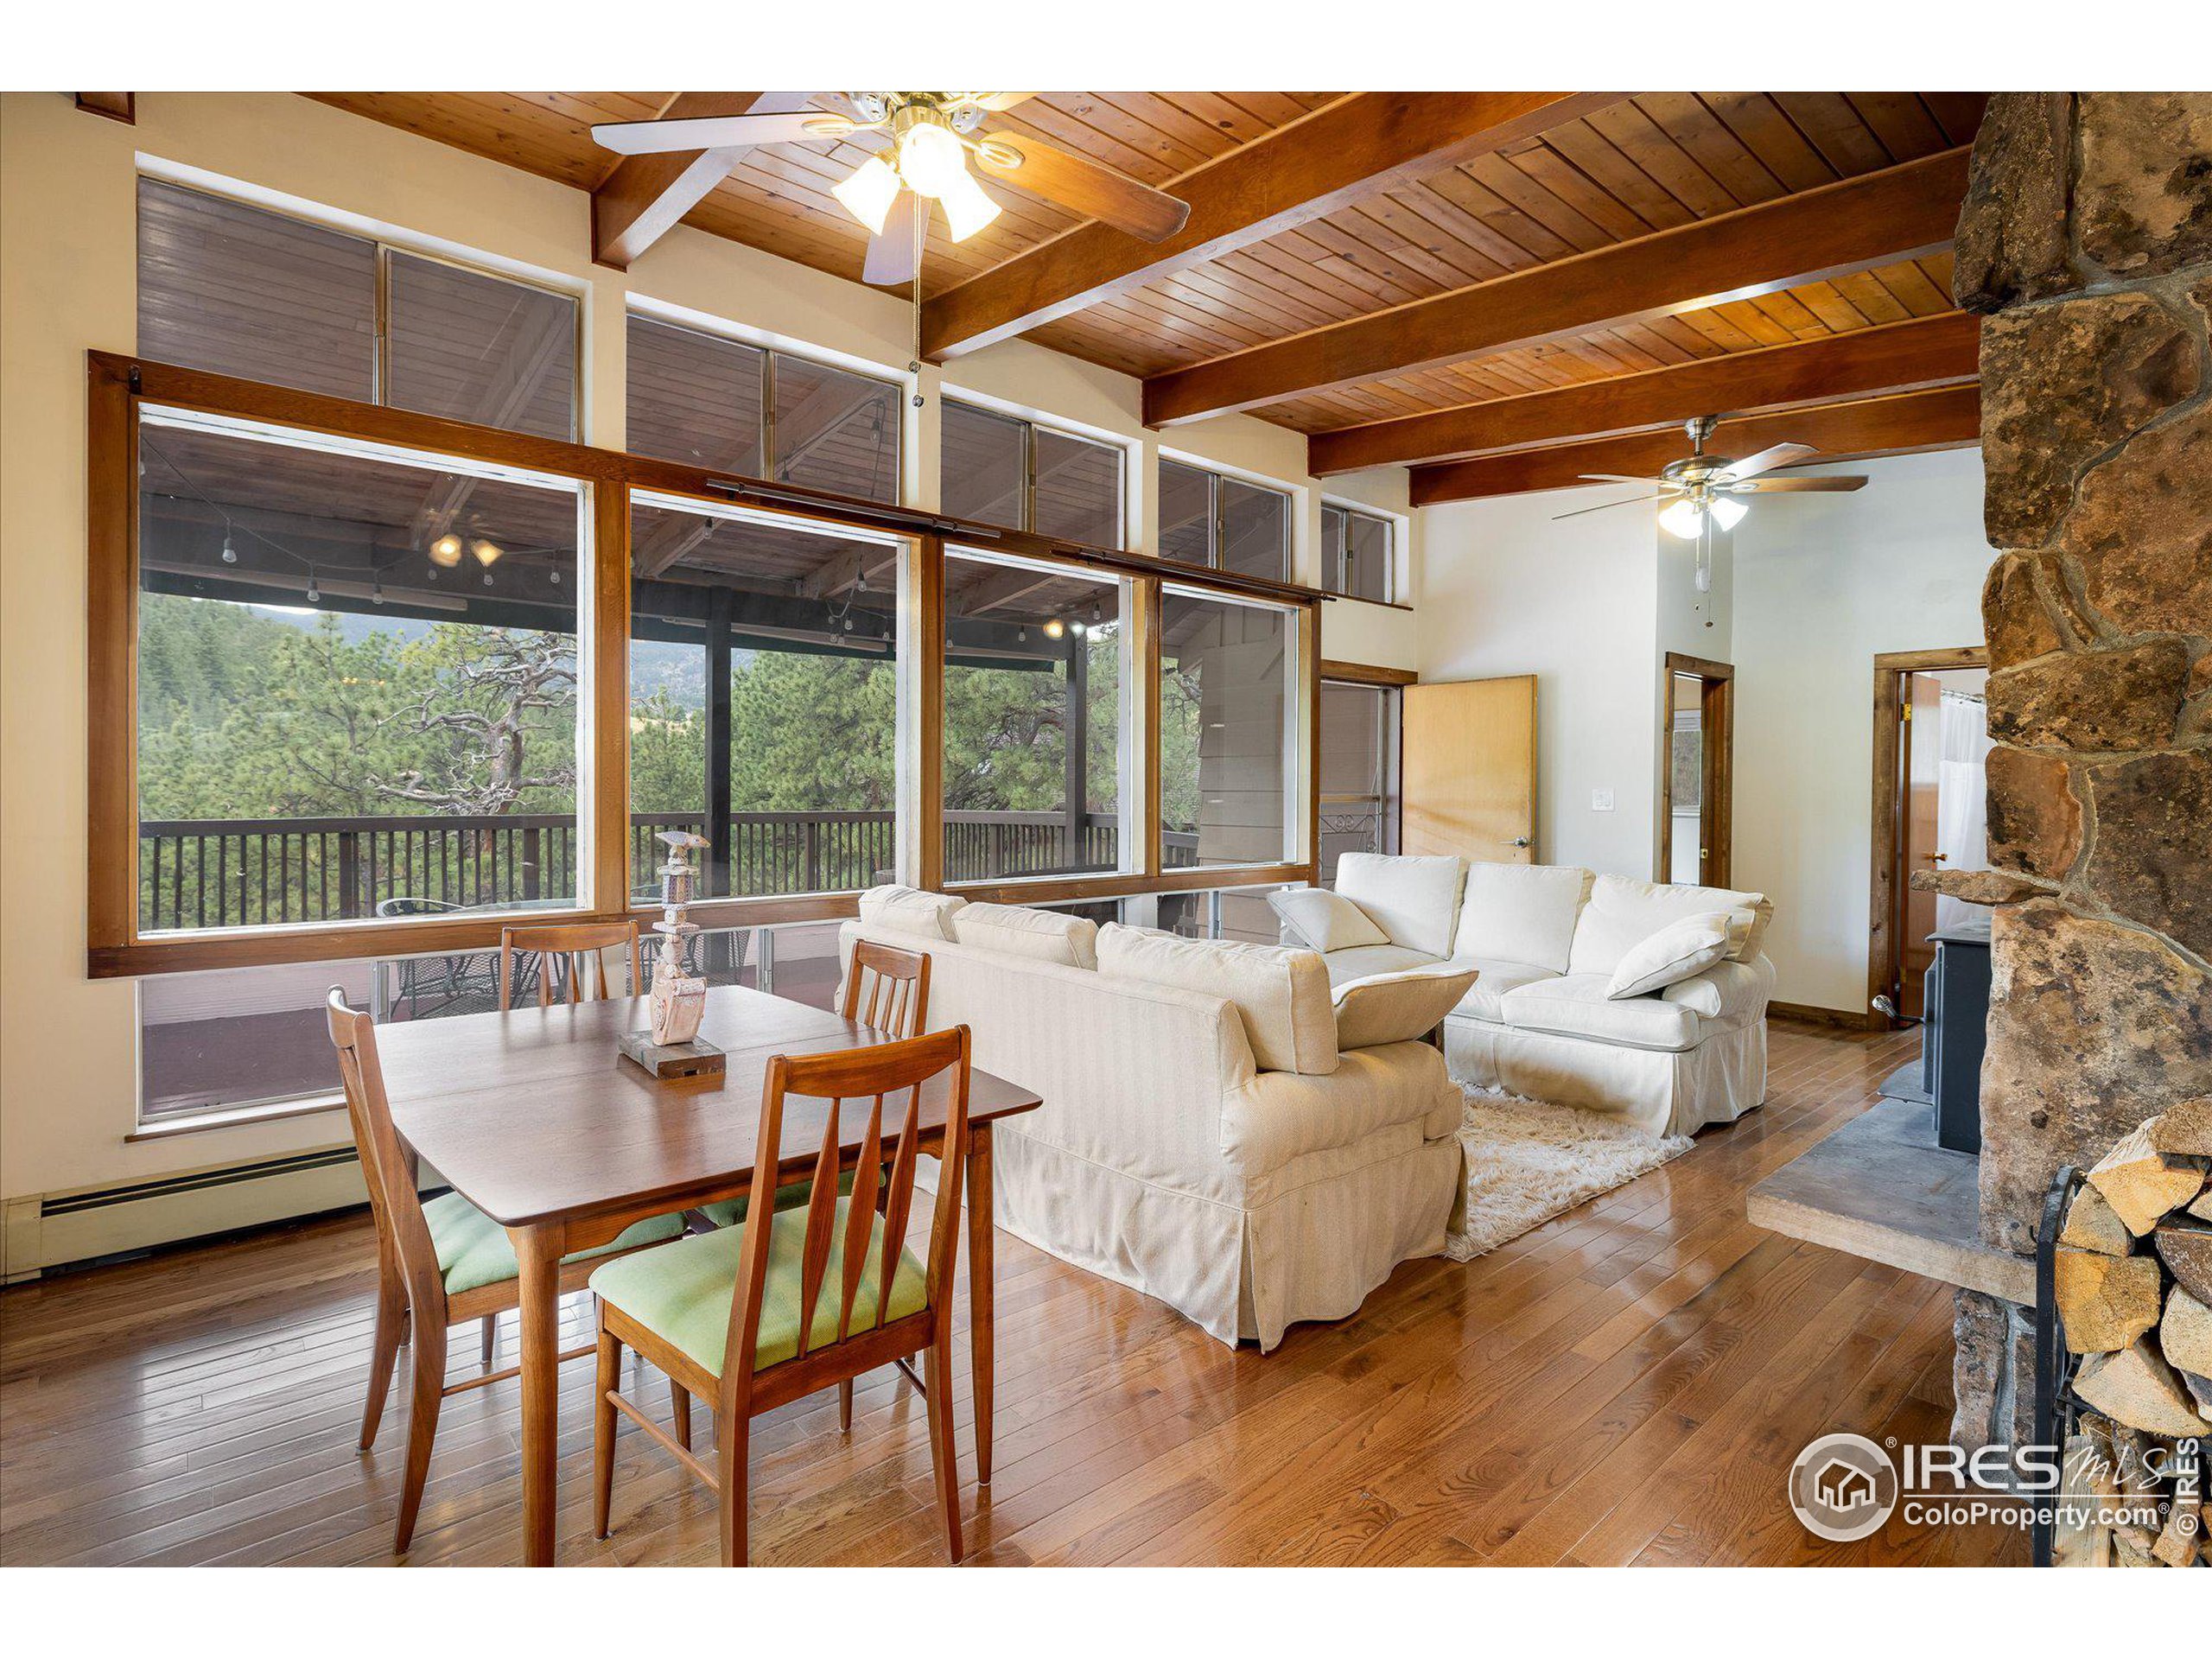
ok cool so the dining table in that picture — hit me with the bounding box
[374,982,1044,1567]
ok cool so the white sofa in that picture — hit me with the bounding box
[839,891,1469,1352]
[1272,855,1777,1140]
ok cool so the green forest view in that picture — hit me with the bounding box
[137,594,1203,926]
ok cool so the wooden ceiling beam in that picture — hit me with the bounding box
[921,92,1626,362]
[1310,310,1981,474]
[1147,145,1976,428]
[591,92,816,270]
[1408,384,1982,505]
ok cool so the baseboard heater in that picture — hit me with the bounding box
[5,1143,372,1281]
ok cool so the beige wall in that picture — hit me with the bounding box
[0,91,1417,1229]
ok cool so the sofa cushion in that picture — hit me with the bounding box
[1319,943,1440,988]
[1445,957,1555,1023]
[1334,853,1466,959]
[1566,874,1775,976]
[1331,962,1480,1051]
[1452,862,1593,974]
[1661,954,1776,1022]
[858,884,965,944]
[1605,911,1735,1000]
[1268,887,1389,953]
[1499,974,1707,1052]
[951,900,1098,969]
[1096,924,1338,1077]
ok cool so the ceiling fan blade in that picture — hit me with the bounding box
[589,111,840,156]
[970,93,1037,111]
[1578,473,1671,486]
[1713,442,1817,483]
[1553,494,1657,521]
[861,193,920,287]
[1726,475,1870,493]
[972,132,1192,241]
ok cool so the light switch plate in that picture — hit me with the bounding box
[1592,789,1614,811]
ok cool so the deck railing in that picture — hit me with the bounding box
[138,809,1201,931]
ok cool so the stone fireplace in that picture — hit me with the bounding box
[1944,92,2212,1451]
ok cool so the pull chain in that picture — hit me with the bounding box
[909,200,926,410]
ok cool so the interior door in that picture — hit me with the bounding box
[1402,676,1536,865]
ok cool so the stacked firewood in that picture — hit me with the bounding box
[2052,1098,2212,1567]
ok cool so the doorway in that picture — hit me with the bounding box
[1869,647,1991,1023]
[1658,652,1733,889]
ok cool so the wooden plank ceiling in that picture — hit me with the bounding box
[307,92,1990,498]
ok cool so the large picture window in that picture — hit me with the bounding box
[137,178,579,439]
[940,400,1124,547]
[1159,588,1298,870]
[942,550,1128,882]
[626,314,900,503]
[91,348,1318,982]
[627,493,906,900]
[628,493,902,902]
[134,408,585,934]
[1156,458,1292,581]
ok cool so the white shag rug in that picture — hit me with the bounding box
[1444,1086,1694,1262]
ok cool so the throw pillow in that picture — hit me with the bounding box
[1267,887,1389,953]
[1605,912,1734,1001]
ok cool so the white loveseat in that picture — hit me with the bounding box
[839,889,1468,1351]
[1272,855,1777,1140]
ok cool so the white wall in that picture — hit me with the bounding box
[1417,486,1728,877]
[0,90,1419,1224]
[1730,448,1995,1014]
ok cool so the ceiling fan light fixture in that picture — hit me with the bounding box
[1658,499,1707,539]
[896,118,969,199]
[1708,496,1749,531]
[832,156,902,237]
[429,532,463,567]
[938,166,1002,243]
[470,537,503,569]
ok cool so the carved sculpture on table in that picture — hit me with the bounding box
[618,830,724,1079]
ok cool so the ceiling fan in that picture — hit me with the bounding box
[591,92,1193,287]
[1554,415,1869,539]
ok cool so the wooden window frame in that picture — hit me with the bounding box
[88,352,1319,978]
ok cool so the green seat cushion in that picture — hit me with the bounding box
[589,1198,926,1377]
[696,1169,856,1230]
[423,1192,685,1297]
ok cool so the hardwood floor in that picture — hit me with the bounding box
[0,1020,2027,1567]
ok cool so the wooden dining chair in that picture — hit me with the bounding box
[498,918,644,1011]
[843,938,931,1039]
[326,990,688,1554]
[589,1026,975,1566]
[696,938,935,1427]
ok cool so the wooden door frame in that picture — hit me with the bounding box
[1657,652,1734,889]
[1866,645,1987,1030]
